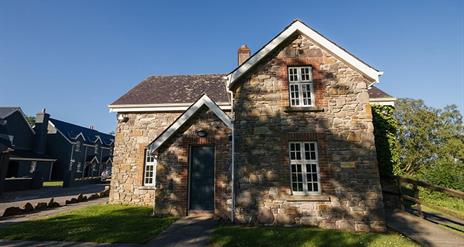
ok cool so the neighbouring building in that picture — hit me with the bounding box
[0,107,114,191]
[108,20,396,232]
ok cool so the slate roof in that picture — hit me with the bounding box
[368,86,394,99]
[112,73,392,105]
[0,107,20,119]
[49,118,114,146]
[111,74,230,105]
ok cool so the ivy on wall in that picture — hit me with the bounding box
[372,105,400,176]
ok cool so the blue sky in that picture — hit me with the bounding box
[1,0,463,133]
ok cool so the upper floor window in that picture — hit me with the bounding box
[94,144,99,154]
[144,149,156,186]
[288,66,314,107]
[75,141,81,152]
[289,141,320,194]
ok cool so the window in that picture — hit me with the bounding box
[288,66,314,107]
[75,141,81,152]
[30,161,37,173]
[289,142,320,194]
[94,144,99,154]
[144,149,156,186]
[77,162,82,173]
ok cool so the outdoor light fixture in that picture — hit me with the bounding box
[117,115,129,123]
[196,129,208,137]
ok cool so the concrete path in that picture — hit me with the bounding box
[386,210,464,247]
[145,213,216,247]
[0,197,108,228]
[0,184,107,216]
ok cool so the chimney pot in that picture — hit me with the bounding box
[238,44,251,65]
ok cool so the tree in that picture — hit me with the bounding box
[394,99,464,190]
[25,116,35,127]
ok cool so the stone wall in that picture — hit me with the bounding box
[110,112,180,205]
[231,33,386,231]
[154,106,232,218]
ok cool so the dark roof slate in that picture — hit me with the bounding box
[49,118,114,146]
[0,107,20,119]
[368,86,393,99]
[111,74,229,105]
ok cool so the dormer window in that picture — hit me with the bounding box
[288,66,314,107]
[94,144,99,154]
[75,141,81,152]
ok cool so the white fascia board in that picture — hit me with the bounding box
[74,132,87,141]
[369,97,397,106]
[108,103,231,113]
[228,20,382,88]
[10,157,57,162]
[149,95,232,151]
[88,156,99,164]
[94,136,103,144]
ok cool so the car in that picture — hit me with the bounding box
[101,167,112,182]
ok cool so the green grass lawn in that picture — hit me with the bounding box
[42,180,64,187]
[420,188,464,219]
[0,205,177,244]
[211,226,418,247]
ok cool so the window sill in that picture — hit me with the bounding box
[284,107,325,113]
[138,186,156,190]
[284,194,331,202]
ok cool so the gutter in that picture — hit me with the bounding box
[226,77,236,223]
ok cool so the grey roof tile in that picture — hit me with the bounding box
[111,74,229,105]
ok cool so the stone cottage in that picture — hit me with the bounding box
[109,20,396,232]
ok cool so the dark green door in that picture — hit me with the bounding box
[189,146,214,211]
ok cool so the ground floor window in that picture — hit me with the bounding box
[144,149,156,186]
[289,141,320,194]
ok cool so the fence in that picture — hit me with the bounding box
[382,175,464,217]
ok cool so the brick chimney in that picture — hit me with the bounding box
[238,44,251,65]
[33,109,49,155]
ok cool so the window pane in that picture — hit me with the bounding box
[307,183,313,191]
[301,83,312,106]
[301,67,311,81]
[313,183,318,192]
[290,84,300,106]
[289,68,298,82]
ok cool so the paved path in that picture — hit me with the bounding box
[386,210,464,247]
[0,184,107,216]
[145,214,216,247]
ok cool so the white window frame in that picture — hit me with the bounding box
[144,149,157,186]
[289,141,321,195]
[75,141,81,152]
[76,162,82,173]
[288,66,315,107]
